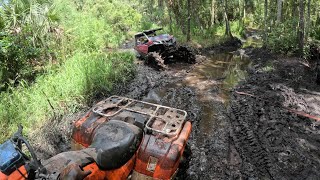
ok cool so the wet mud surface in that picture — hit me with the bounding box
[228,50,320,179]
[138,52,251,179]
[34,39,320,179]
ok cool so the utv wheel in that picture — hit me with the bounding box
[316,64,320,85]
[175,45,196,64]
[145,52,167,70]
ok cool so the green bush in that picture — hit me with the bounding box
[0,0,59,87]
[311,25,320,41]
[0,33,40,89]
[266,20,299,54]
[54,0,142,50]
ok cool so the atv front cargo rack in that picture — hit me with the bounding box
[92,96,187,137]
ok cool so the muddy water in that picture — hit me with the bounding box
[143,53,250,140]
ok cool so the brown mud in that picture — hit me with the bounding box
[228,49,320,179]
[33,37,320,179]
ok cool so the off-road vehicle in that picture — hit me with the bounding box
[134,28,196,69]
[0,96,192,180]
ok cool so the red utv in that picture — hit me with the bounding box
[134,28,196,69]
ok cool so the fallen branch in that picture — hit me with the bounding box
[234,90,320,122]
[234,91,255,97]
[286,109,320,121]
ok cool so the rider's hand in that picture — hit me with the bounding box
[58,163,92,180]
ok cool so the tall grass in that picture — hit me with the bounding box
[0,0,142,142]
[0,51,135,142]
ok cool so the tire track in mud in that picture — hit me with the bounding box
[228,53,320,179]
[229,98,273,179]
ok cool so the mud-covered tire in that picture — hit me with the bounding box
[175,45,196,64]
[316,64,320,85]
[145,52,167,70]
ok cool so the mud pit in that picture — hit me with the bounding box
[140,53,251,179]
[33,41,320,179]
[136,48,320,179]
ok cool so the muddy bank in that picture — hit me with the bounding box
[228,49,320,179]
[203,37,242,55]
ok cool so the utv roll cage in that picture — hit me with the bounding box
[134,28,164,45]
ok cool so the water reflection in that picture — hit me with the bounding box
[143,52,251,137]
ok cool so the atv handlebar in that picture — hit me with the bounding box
[11,125,46,176]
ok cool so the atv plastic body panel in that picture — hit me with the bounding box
[0,165,28,179]
[71,96,191,180]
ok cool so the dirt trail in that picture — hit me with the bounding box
[137,52,251,179]
[132,45,320,179]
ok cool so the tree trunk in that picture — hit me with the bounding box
[224,0,233,38]
[169,0,186,35]
[187,0,191,41]
[264,0,268,46]
[243,0,246,19]
[211,0,216,26]
[305,0,311,40]
[158,0,164,9]
[168,7,173,33]
[277,0,282,23]
[149,0,155,14]
[298,0,305,56]
[292,0,298,17]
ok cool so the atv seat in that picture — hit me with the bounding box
[83,120,143,170]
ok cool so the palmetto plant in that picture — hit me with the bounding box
[0,0,59,89]
[1,0,58,47]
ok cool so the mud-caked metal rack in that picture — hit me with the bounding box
[92,96,187,137]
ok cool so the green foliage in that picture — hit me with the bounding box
[0,32,41,90]
[54,0,142,50]
[266,20,299,54]
[0,0,59,87]
[0,0,142,141]
[0,14,4,30]
[0,51,135,142]
[310,25,320,41]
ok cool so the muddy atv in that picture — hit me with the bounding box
[0,96,192,180]
[134,28,196,70]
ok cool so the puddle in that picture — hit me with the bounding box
[142,53,251,141]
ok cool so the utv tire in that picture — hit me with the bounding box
[175,45,196,64]
[316,64,320,85]
[145,52,167,70]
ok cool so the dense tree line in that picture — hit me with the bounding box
[136,0,320,56]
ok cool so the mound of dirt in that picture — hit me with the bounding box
[228,52,320,179]
[203,37,242,55]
